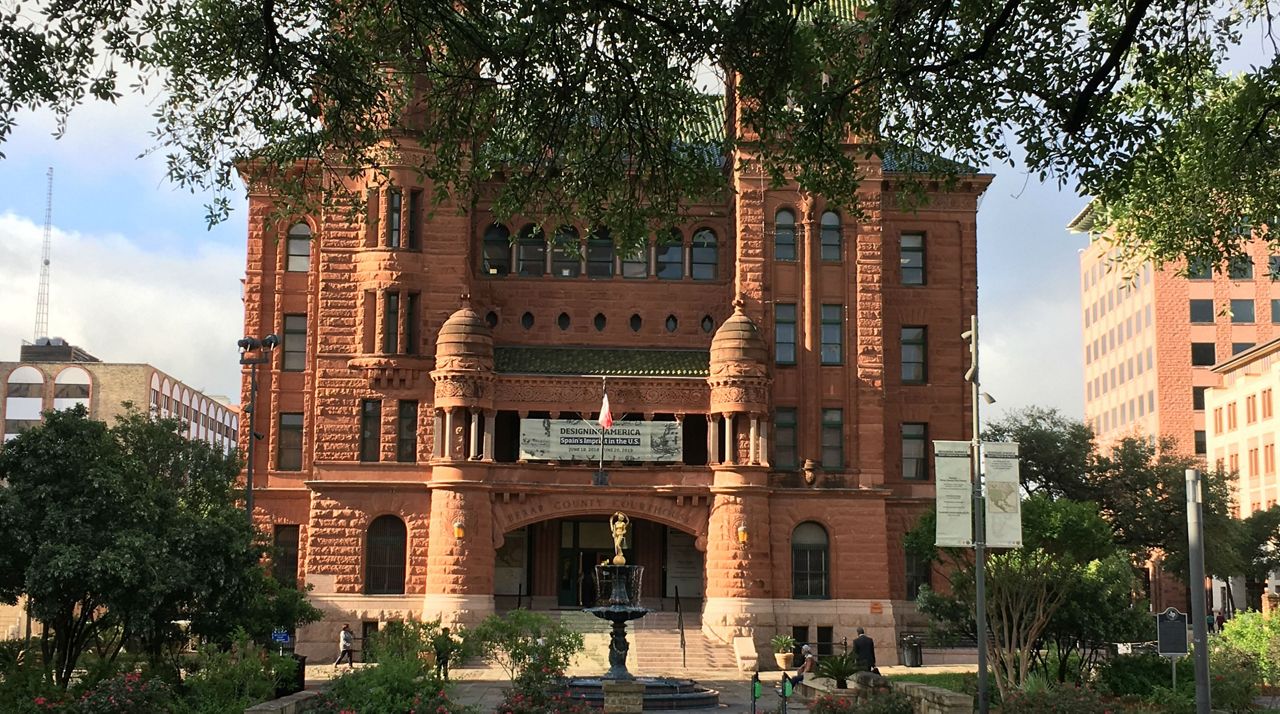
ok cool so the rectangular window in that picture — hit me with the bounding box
[283,314,306,371]
[387,190,403,248]
[1187,258,1212,280]
[774,408,798,469]
[1214,407,1223,433]
[286,233,310,272]
[622,247,648,278]
[656,238,684,280]
[775,304,797,365]
[1234,342,1255,355]
[396,401,418,463]
[902,326,927,383]
[407,189,423,249]
[272,525,300,587]
[517,235,545,276]
[551,242,581,278]
[587,237,615,278]
[905,550,932,600]
[820,305,842,365]
[404,293,420,355]
[1189,299,1214,323]
[383,292,399,354]
[1231,299,1255,323]
[1191,342,1216,366]
[901,233,925,285]
[359,400,380,462]
[1228,403,1237,430]
[902,423,927,480]
[1248,395,1258,424]
[278,413,303,471]
[1195,430,1207,455]
[821,409,843,470]
[1264,389,1273,419]
[1193,387,1207,411]
[1229,256,1254,280]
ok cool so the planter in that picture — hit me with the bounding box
[775,652,794,670]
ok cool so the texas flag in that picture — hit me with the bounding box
[598,393,614,430]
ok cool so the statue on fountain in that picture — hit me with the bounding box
[610,512,630,565]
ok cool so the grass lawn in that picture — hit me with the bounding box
[886,672,972,694]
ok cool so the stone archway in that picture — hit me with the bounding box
[490,492,710,551]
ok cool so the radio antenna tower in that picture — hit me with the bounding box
[34,167,53,342]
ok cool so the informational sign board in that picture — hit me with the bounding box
[519,418,682,462]
[1156,608,1189,657]
[934,440,974,547]
[983,442,1023,548]
[271,629,290,644]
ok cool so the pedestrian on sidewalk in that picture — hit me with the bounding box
[852,627,876,672]
[433,627,457,680]
[334,624,355,668]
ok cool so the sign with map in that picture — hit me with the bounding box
[983,442,1022,548]
[519,418,682,462]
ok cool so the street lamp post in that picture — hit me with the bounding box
[238,334,279,521]
[961,314,992,714]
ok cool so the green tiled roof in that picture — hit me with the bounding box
[494,347,709,377]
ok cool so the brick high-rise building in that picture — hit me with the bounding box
[240,97,993,665]
[1072,203,1280,453]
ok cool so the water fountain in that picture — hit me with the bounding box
[566,513,720,710]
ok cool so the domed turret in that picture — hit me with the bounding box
[709,301,767,378]
[435,302,493,372]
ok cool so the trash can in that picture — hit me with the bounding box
[275,653,306,697]
[899,635,923,668]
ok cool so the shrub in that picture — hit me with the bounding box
[770,633,796,654]
[313,659,469,714]
[495,687,592,714]
[363,619,449,673]
[1218,610,1280,685]
[179,636,296,714]
[0,643,70,714]
[1000,684,1108,713]
[74,672,177,714]
[1095,652,1171,698]
[815,651,864,688]
[1209,642,1262,713]
[807,691,912,714]
[470,610,583,685]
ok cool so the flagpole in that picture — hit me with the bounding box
[599,376,607,472]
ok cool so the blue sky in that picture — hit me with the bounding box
[0,90,1089,417]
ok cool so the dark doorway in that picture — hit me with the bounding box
[557,520,631,607]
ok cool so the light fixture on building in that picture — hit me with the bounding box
[453,520,465,539]
[237,333,280,522]
[736,523,749,546]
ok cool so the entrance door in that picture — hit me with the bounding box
[557,520,629,607]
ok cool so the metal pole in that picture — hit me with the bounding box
[1185,468,1212,713]
[599,377,606,472]
[245,361,258,521]
[966,314,990,714]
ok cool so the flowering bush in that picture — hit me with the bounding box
[74,672,177,714]
[495,688,592,714]
[312,659,470,714]
[1000,684,1109,713]
[179,636,296,714]
[806,691,912,714]
[1218,610,1280,685]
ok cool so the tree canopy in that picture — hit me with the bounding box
[0,406,319,689]
[2,0,1276,258]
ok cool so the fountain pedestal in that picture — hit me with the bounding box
[585,564,649,681]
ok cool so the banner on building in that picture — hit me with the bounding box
[983,442,1023,548]
[934,440,973,547]
[518,418,682,462]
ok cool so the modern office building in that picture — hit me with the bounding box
[0,338,239,638]
[1205,339,1280,610]
[1072,204,1280,454]
[239,95,994,665]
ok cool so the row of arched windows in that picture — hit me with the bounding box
[3,365,90,440]
[148,372,238,452]
[775,209,843,262]
[482,224,719,281]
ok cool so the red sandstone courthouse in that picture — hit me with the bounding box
[239,97,992,666]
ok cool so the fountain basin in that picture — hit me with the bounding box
[566,676,721,710]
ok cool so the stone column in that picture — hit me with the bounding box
[748,416,759,465]
[723,413,735,465]
[422,482,496,627]
[707,415,719,465]
[758,418,770,468]
[443,408,455,459]
[468,409,480,459]
[433,409,444,459]
[482,411,496,461]
[702,487,774,652]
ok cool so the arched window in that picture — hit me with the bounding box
[149,373,161,412]
[792,522,829,599]
[551,226,581,277]
[820,211,841,261]
[161,379,173,416]
[286,223,312,272]
[5,366,46,440]
[690,228,717,280]
[482,223,511,276]
[53,366,91,410]
[365,515,407,595]
[516,224,545,276]
[656,228,684,280]
[775,209,796,261]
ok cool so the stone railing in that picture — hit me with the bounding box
[796,674,973,714]
[243,690,325,714]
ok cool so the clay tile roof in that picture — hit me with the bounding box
[710,306,768,365]
[436,305,493,362]
[493,347,709,377]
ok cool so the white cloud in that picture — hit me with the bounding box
[981,289,1084,422]
[0,212,245,401]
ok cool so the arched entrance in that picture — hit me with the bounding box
[494,516,705,611]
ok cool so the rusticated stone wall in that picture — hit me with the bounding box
[304,486,431,595]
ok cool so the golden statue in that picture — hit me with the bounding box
[610,512,630,565]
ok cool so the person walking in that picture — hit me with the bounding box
[852,627,876,672]
[334,624,355,668]
[433,627,456,680]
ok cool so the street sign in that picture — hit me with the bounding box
[1156,608,1188,657]
[271,629,290,644]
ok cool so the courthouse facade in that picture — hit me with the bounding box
[240,105,992,665]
